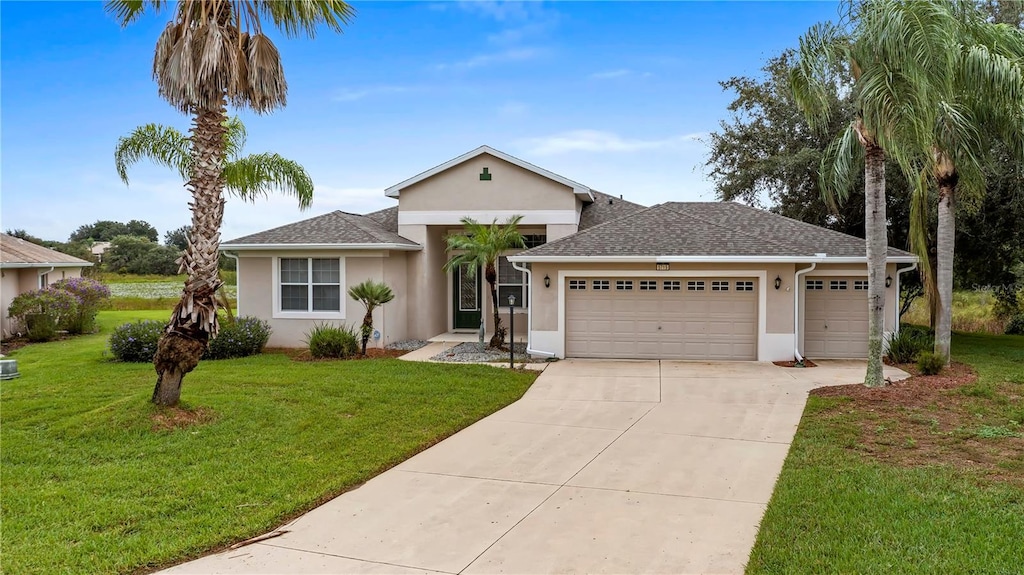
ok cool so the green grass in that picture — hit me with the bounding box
[747,333,1024,574]
[1,311,537,575]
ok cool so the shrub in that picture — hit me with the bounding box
[1005,314,1024,336]
[306,323,359,359]
[51,277,111,334]
[204,316,271,360]
[109,320,164,362]
[886,328,931,363]
[7,288,80,342]
[916,351,945,376]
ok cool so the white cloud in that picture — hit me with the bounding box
[517,130,706,156]
[332,85,418,102]
[434,47,542,71]
[590,69,652,80]
[456,1,532,22]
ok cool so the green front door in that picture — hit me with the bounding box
[453,264,482,330]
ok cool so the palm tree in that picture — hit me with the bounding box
[443,216,525,349]
[106,0,354,406]
[347,280,395,356]
[902,6,1024,364]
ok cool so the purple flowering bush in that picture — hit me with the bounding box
[51,277,111,334]
[204,316,272,360]
[108,320,164,362]
[7,288,80,342]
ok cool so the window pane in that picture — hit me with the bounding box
[498,285,525,308]
[281,285,308,311]
[312,285,341,311]
[280,258,308,284]
[498,257,522,284]
[312,258,340,284]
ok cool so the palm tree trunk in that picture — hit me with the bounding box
[485,262,504,348]
[152,102,228,406]
[935,183,956,364]
[863,143,888,388]
[361,311,373,356]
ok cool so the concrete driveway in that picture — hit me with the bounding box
[163,360,908,575]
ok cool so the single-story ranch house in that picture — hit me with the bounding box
[221,146,918,361]
[1,233,92,338]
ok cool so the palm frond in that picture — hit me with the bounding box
[819,123,863,210]
[104,0,167,26]
[221,153,314,209]
[114,123,192,184]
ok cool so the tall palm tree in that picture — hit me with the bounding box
[348,279,395,356]
[443,216,525,349]
[902,5,1024,363]
[790,1,937,387]
[106,0,354,406]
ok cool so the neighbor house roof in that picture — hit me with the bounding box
[221,211,421,251]
[384,145,594,202]
[509,202,917,263]
[0,234,92,268]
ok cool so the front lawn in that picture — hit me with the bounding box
[747,333,1024,574]
[1,311,537,575]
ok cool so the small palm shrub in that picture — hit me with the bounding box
[1005,314,1024,336]
[109,320,165,362]
[886,327,933,363]
[306,323,359,359]
[916,351,945,376]
[204,316,271,360]
[7,288,80,342]
[51,277,111,334]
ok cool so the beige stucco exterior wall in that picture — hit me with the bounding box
[398,153,579,213]
[545,224,579,241]
[1,266,84,337]
[235,251,408,348]
[398,225,449,340]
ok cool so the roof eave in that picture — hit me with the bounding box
[0,261,93,269]
[220,243,423,252]
[507,255,920,264]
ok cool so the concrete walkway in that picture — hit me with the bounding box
[163,360,908,575]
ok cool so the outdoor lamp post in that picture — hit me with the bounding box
[508,294,516,368]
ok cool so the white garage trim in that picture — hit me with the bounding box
[554,269,768,360]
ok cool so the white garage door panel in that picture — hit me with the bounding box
[565,277,758,360]
[804,276,869,358]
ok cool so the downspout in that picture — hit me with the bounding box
[510,261,555,358]
[223,252,240,318]
[894,262,919,334]
[37,266,55,288]
[793,261,818,362]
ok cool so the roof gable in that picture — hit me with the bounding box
[384,145,594,202]
[221,211,420,250]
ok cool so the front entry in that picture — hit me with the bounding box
[453,264,482,330]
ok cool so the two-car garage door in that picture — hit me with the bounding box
[565,277,758,360]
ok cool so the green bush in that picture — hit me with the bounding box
[108,320,164,362]
[1005,314,1024,336]
[886,328,932,363]
[204,317,271,360]
[7,288,80,342]
[916,351,946,376]
[305,323,359,359]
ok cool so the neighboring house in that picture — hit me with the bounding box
[222,145,917,361]
[1,233,93,338]
[90,241,112,262]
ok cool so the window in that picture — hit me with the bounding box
[497,257,527,307]
[687,280,705,291]
[830,280,848,291]
[736,280,754,291]
[854,280,869,290]
[593,279,610,290]
[806,279,824,290]
[522,234,547,248]
[639,280,657,291]
[663,280,681,291]
[38,273,49,288]
[569,279,587,291]
[279,258,341,312]
[616,280,634,291]
[712,280,730,291]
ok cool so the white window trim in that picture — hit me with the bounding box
[272,257,346,320]
[498,256,528,309]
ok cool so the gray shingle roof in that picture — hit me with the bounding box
[514,202,916,260]
[222,210,418,247]
[0,234,92,266]
[579,191,646,230]
[364,205,399,233]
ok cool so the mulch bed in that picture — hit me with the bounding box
[1,338,31,355]
[810,362,1024,485]
[267,347,409,362]
[773,359,818,368]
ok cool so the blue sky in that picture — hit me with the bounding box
[1,1,842,242]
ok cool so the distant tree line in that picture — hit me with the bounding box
[5,221,235,276]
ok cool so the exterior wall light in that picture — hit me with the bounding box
[544,274,551,288]
[774,276,782,290]
[885,275,893,288]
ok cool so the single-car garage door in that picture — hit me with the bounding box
[804,276,869,358]
[565,277,758,360]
